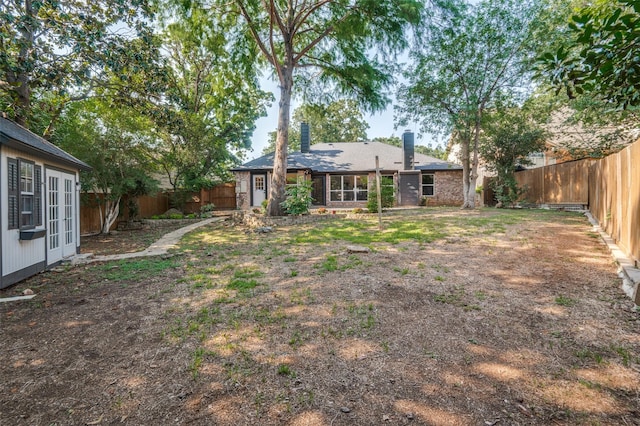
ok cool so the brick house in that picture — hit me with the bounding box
[232,129,463,210]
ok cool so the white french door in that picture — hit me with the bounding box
[47,170,76,265]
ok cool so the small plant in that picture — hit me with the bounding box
[555,295,576,307]
[281,179,313,215]
[319,254,338,272]
[352,207,364,214]
[277,364,296,377]
[200,203,215,217]
[317,207,327,214]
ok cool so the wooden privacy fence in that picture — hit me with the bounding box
[515,138,640,265]
[183,183,237,214]
[515,159,594,206]
[588,140,640,267]
[80,193,170,235]
[80,183,237,234]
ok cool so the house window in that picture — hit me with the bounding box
[8,158,42,230]
[422,173,435,197]
[330,175,368,201]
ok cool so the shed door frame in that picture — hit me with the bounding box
[47,169,76,265]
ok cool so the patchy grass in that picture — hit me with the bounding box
[3,207,637,426]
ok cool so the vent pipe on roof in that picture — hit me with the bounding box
[300,122,310,153]
[402,129,414,170]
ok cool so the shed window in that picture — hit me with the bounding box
[422,173,435,197]
[8,158,42,230]
[330,175,368,202]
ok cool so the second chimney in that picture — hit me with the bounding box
[300,122,310,153]
[402,130,414,170]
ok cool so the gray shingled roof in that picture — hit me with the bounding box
[0,117,91,171]
[234,142,461,173]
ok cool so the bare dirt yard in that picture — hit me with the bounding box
[1,208,639,426]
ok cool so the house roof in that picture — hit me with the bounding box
[234,142,461,173]
[0,117,92,171]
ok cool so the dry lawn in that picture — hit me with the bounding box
[1,208,639,425]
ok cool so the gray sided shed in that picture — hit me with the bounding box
[0,118,91,289]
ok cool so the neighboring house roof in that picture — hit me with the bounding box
[0,117,92,171]
[233,142,461,173]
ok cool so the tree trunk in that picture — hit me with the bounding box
[460,136,472,209]
[101,197,121,234]
[11,0,35,127]
[267,67,293,216]
[466,119,482,208]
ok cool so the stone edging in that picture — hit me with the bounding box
[585,211,640,305]
[232,211,347,228]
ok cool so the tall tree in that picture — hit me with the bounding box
[155,16,271,193]
[262,99,369,154]
[397,0,541,208]
[184,0,423,215]
[54,100,159,234]
[479,105,547,207]
[0,0,163,132]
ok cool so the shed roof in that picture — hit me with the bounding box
[234,142,460,173]
[0,117,91,171]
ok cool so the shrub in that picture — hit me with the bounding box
[200,203,215,217]
[367,183,395,212]
[281,180,313,215]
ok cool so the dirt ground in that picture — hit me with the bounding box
[1,208,639,426]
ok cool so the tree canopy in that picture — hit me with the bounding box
[537,0,640,110]
[154,14,271,193]
[0,0,164,132]
[184,0,424,215]
[479,105,547,207]
[397,0,541,208]
[54,99,159,233]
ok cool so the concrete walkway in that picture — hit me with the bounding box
[72,217,224,264]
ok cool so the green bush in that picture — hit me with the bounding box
[200,203,215,217]
[281,180,313,215]
[367,183,395,212]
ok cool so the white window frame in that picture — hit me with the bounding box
[330,175,368,202]
[422,173,435,197]
[20,162,35,228]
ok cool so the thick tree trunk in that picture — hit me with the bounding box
[267,68,293,216]
[460,137,472,209]
[101,197,121,234]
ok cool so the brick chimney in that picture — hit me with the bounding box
[300,122,310,153]
[402,130,414,170]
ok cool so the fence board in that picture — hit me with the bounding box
[516,138,639,265]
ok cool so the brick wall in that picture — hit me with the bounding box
[427,170,464,206]
[234,171,251,210]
